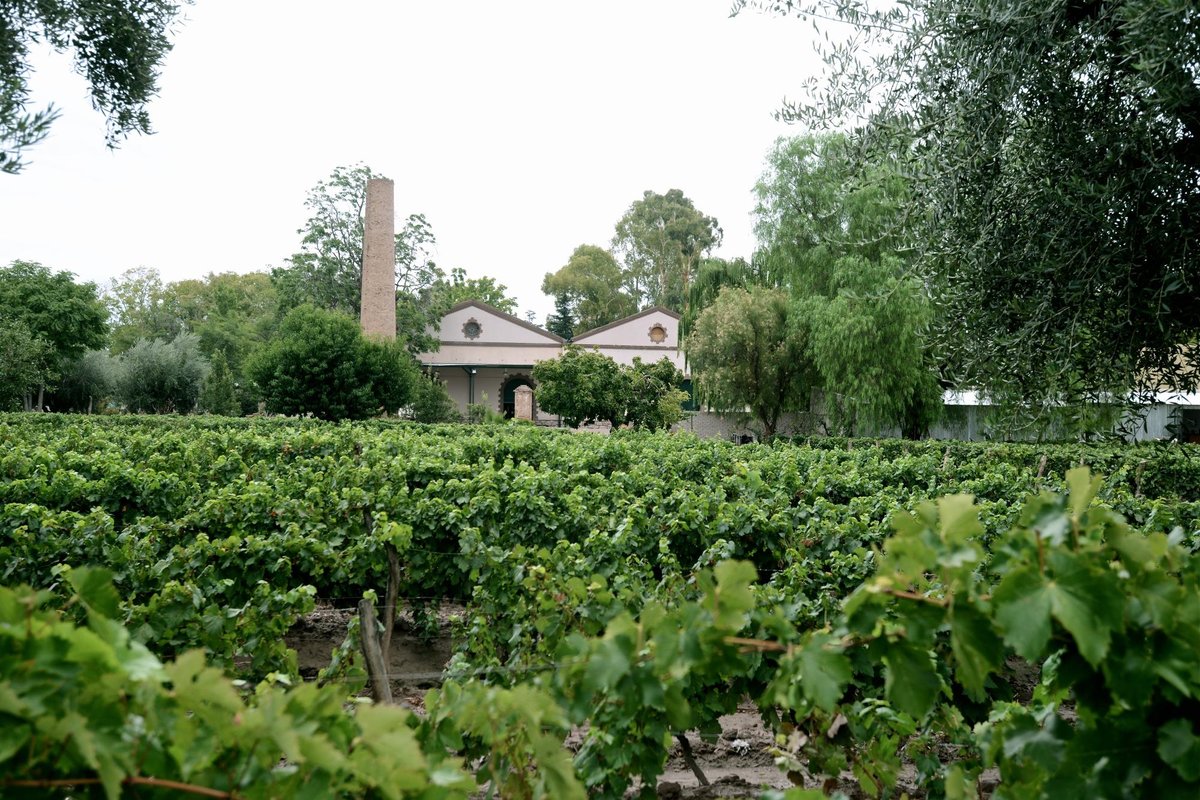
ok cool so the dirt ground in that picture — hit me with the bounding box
[284,606,973,799]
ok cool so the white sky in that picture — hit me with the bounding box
[0,1,822,322]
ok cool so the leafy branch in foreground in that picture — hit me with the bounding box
[0,566,477,800]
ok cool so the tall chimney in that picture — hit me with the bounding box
[360,178,397,340]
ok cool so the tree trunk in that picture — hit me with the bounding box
[36,386,44,411]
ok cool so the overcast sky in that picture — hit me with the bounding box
[1,1,823,322]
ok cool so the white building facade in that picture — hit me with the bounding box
[416,301,687,421]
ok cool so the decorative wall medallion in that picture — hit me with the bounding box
[648,323,668,343]
[462,318,482,340]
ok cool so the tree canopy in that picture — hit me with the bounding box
[740,0,1200,404]
[115,334,208,414]
[541,245,637,335]
[430,267,518,315]
[532,347,686,430]
[0,261,108,401]
[612,190,722,310]
[247,305,417,421]
[0,318,55,410]
[752,134,941,436]
[1,0,184,173]
[271,164,442,351]
[685,286,816,439]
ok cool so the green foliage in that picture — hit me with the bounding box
[247,305,417,420]
[3,417,1200,794]
[104,266,180,355]
[532,346,625,428]
[429,267,518,315]
[686,285,818,438]
[198,350,239,416]
[0,260,108,369]
[423,681,585,800]
[612,189,722,309]
[681,256,757,336]
[51,351,116,413]
[752,134,941,437]
[0,318,56,410]
[533,348,686,430]
[115,334,208,414]
[409,377,460,423]
[271,164,442,353]
[0,1,183,173]
[624,357,688,431]
[0,568,476,799]
[544,292,575,340]
[542,245,637,334]
[169,271,279,378]
[742,0,1200,405]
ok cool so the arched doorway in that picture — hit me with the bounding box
[501,375,535,419]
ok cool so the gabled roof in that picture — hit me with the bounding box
[571,306,681,342]
[444,299,566,344]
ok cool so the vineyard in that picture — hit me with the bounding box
[2,414,1199,798]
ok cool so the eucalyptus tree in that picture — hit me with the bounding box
[542,245,637,335]
[612,190,722,310]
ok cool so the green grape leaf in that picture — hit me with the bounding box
[943,764,979,800]
[663,683,691,730]
[883,638,941,718]
[938,493,982,546]
[582,636,632,693]
[1044,551,1123,666]
[993,565,1053,661]
[0,722,31,763]
[1158,719,1200,782]
[1066,467,1102,524]
[996,553,1123,667]
[710,560,757,630]
[793,632,852,712]
[949,603,1004,700]
[67,566,120,618]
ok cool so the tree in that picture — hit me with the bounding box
[198,350,239,416]
[624,357,688,431]
[752,134,941,437]
[799,257,943,437]
[272,164,442,351]
[52,351,116,414]
[532,347,687,430]
[612,190,722,310]
[0,319,55,410]
[753,134,909,292]
[166,271,279,383]
[544,293,575,341]
[1,1,184,173]
[682,256,759,337]
[246,305,418,421]
[409,377,460,423]
[685,286,817,439]
[0,260,108,407]
[740,0,1200,404]
[115,335,208,414]
[105,267,181,354]
[532,346,625,428]
[541,245,637,334]
[429,267,518,315]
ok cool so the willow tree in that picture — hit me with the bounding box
[740,0,1200,406]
